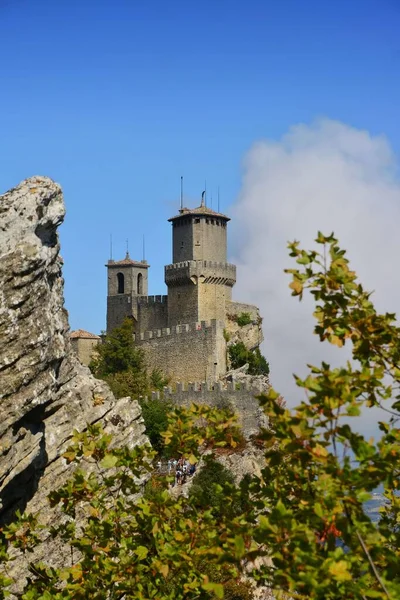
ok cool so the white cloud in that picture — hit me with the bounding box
[230,119,400,435]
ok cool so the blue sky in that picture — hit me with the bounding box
[1,0,400,339]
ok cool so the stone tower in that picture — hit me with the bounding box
[106,253,149,332]
[165,205,237,325]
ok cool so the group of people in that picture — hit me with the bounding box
[156,457,197,486]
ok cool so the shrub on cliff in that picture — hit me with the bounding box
[139,396,173,454]
[228,342,269,375]
[236,312,252,327]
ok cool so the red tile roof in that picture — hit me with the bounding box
[70,329,101,340]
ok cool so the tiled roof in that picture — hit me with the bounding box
[70,329,101,340]
[168,205,230,222]
[106,253,149,267]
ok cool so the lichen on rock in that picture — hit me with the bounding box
[0,177,148,582]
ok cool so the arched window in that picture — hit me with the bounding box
[137,273,143,294]
[117,272,125,294]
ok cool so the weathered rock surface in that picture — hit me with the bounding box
[0,176,147,538]
[226,303,264,352]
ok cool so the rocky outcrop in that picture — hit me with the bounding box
[0,176,147,528]
[226,302,264,352]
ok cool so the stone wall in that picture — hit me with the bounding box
[137,295,168,331]
[171,215,227,263]
[136,320,227,382]
[165,261,236,325]
[145,380,268,439]
[106,294,134,332]
[70,337,99,367]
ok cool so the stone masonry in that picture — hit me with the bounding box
[99,198,264,383]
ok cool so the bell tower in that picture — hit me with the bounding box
[165,204,236,326]
[106,252,149,332]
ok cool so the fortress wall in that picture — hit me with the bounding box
[137,295,168,331]
[106,295,133,332]
[144,381,268,439]
[198,282,231,322]
[136,320,227,382]
[167,284,199,325]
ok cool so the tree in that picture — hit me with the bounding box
[0,405,248,600]
[2,233,400,599]
[139,396,173,455]
[90,318,149,397]
[228,342,269,376]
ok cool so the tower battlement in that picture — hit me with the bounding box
[136,295,168,305]
[134,319,220,341]
[165,260,236,271]
[139,379,269,439]
[165,261,236,288]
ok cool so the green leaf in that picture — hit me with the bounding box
[202,582,224,599]
[99,453,118,469]
[134,545,149,560]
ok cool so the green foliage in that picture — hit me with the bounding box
[189,456,252,522]
[189,455,236,512]
[139,396,172,455]
[150,367,170,391]
[0,408,249,599]
[90,318,149,397]
[2,233,400,600]
[90,318,144,377]
[236,312,252,327]
[249,232,400,599]
[89,319,169,400]
[228,342,269,375]
[223,328,231,342]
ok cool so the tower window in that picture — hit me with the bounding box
[195,218,200,223]
[137,273,143,294]
[117,272,125,294]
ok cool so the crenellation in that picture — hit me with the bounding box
[137,295,168,305]
[104,200,263,385]
[138,379,268,439]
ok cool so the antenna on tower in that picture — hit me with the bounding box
[125,238,129,259]
[180,176,183,211]
[110,234,113,260]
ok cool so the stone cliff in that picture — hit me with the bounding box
[0,176,147,529]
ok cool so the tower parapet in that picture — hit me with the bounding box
[165,260,236,287]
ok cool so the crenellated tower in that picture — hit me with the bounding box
[165,205,236,325]
[102,194,262,383]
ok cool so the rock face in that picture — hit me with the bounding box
[0,176,147,527]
